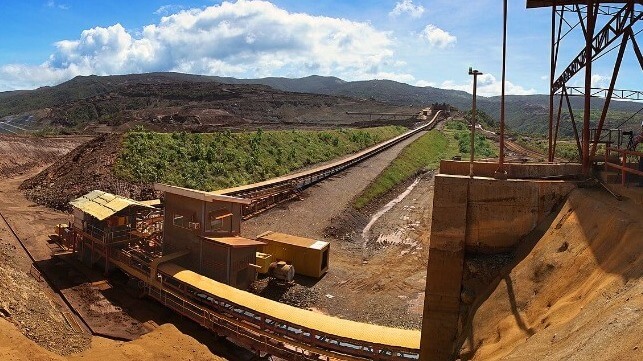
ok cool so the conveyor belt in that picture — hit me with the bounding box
[214,111,443,219]
[159,262,420,349]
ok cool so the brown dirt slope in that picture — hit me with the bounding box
[0,135,85,178]
[0,319,225,361]
[462,188,643,360]
[20,134,155,211]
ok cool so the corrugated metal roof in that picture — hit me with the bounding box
[69,190,153,221]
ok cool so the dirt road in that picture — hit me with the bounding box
[242,131,435,329]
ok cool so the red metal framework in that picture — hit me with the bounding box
[528,1,643,173]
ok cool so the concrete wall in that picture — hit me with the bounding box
[420,176,468,361]
[420,172,576,360]
[439,160,582,179]
[465,176,576,252]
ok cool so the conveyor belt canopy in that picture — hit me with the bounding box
[159,262,421,349]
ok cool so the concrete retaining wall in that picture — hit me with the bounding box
[439,160,582,179]
[420,172,576,360]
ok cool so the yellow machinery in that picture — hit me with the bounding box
[256,231,329,278]
[255,251,272,274]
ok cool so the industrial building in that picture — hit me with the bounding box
[69,190,158,270]
[155,183,265,289]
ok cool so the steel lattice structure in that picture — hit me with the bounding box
[527,0,643,173]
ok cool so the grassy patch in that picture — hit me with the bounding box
[445,121,498,158]
[353,130,459,209]
[113,126,406,191]
[516,136,583,162]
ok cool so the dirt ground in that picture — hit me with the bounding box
[0,319,225,361]
[0,136,237,361]
[461,188,643,360]
[242,131,435,329]
[0,135,89,179]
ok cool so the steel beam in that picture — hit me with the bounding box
[591,30,629,158]
[565,86,643,100]
[549,3,557,162]
[563,86,583,160]
[582,1,598,174]
[552,3,642,93]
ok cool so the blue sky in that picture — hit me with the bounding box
[0,0,641,96]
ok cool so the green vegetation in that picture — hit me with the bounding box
[462,109,497,131]
[445,120,498,158]
[114,126,407,191]
[353,130,459,209]
[516,136,583,162]
[353,120,499,209]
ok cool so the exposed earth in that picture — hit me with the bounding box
[1,121,641,361]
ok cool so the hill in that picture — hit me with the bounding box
[19,126,406,210]
[0,73,420,134]
[210,75,642,136]
[1,72,641,135]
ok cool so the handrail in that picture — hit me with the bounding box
[604,146,643,185]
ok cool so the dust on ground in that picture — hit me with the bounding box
[462,188,643,360]
[20,134,156,211]
[0,135,234,361]
[0,319,226,361]
[0,240,90,355]
[0,135,88,179]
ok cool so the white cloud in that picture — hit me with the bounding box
[1,0,396,90]
[440,74,537,97]
[154,4,185,16]
[591,74,610,88]
[415,80,436,87]
[47,0,69,10]
[389,0,425,18]
[421,24,456,48]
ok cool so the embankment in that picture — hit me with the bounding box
[462,188,643,360]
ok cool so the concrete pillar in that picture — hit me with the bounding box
[420,175,468,360]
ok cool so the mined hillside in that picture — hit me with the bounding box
[0,135,86,178]
[0,73,421,134]
[461,188,643,360]
[19,133,151,210]
[20,126,406,210]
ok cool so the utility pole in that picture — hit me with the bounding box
[469,67,483,178]
[496,0,508,179]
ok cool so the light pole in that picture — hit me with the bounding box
[496,0,508,179]
[468,67,482,178]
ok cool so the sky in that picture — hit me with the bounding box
[0,0,641,96]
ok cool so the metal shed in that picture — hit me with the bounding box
[69,190,155,244]
[256,231,330,278]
